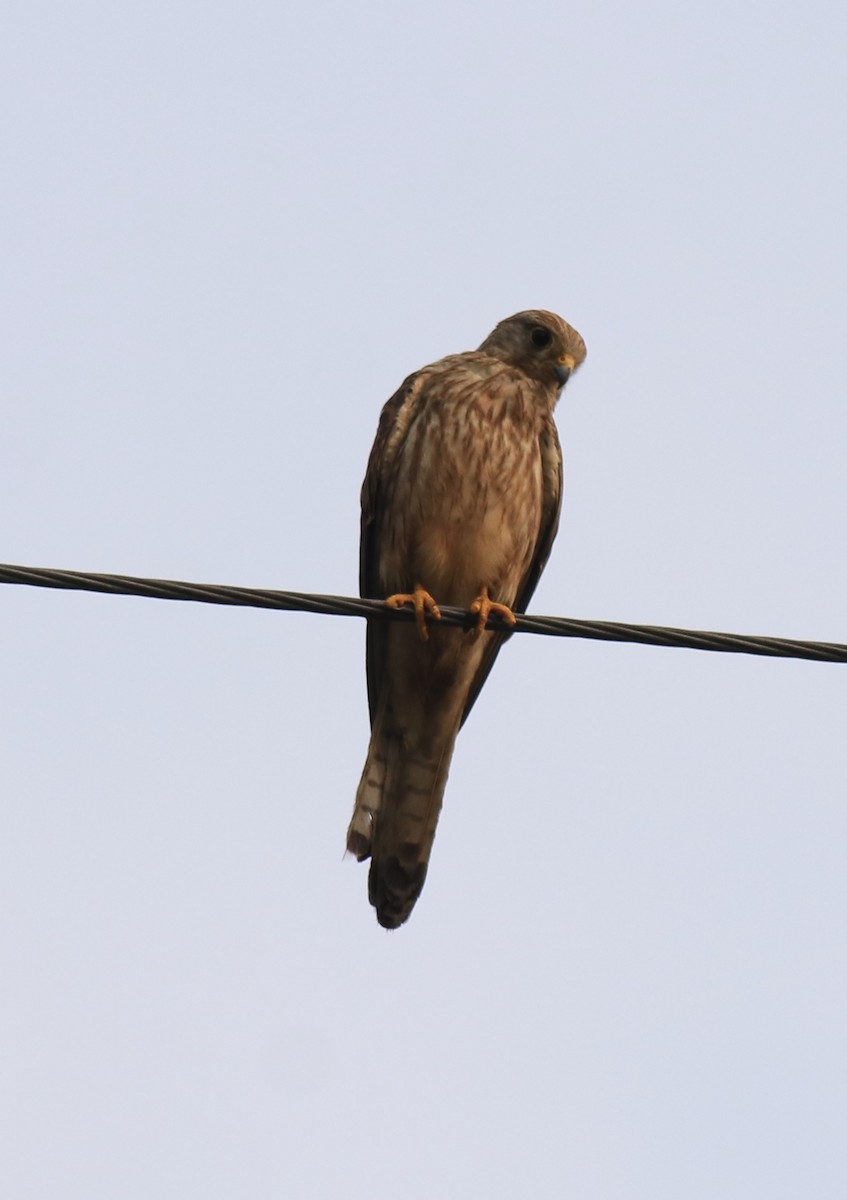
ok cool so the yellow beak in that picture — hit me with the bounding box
[554,352,577,385]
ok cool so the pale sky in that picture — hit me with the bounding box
[2,2,846,1197]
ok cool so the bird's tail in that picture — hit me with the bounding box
[347,725,458,929]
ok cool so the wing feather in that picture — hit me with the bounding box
[458,414,563,726]
[359,371,424,726]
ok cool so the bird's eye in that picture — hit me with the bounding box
[530,327,552,348]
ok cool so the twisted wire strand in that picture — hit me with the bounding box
[0,561,844,663]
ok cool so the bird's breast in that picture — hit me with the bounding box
[380,384,544,606]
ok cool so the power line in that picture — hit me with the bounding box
[0,560,844,664]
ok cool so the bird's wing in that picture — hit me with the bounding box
[458,413,563,727]
[359,370,425,726]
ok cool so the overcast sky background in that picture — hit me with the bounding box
[2,2,846,1196]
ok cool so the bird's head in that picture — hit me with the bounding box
[478,310,587,391]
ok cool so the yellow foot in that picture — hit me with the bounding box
[469,587,517,639]
[385,585,442,641]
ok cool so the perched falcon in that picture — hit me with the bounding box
[347,310,586,929]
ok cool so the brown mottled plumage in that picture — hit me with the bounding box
[348,310,586,928]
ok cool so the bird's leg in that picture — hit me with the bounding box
[469,585,517,640]
[385,584,442,641]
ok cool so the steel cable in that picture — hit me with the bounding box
[1,561,844,664]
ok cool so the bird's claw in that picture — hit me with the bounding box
[469,588,516,640]
[385,586,442,641]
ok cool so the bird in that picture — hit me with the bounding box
[347,310,586,928]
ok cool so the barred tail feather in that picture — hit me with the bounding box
[348,727,458,929]
[346,732,390,862]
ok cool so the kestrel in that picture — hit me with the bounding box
[347,310,586,928]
